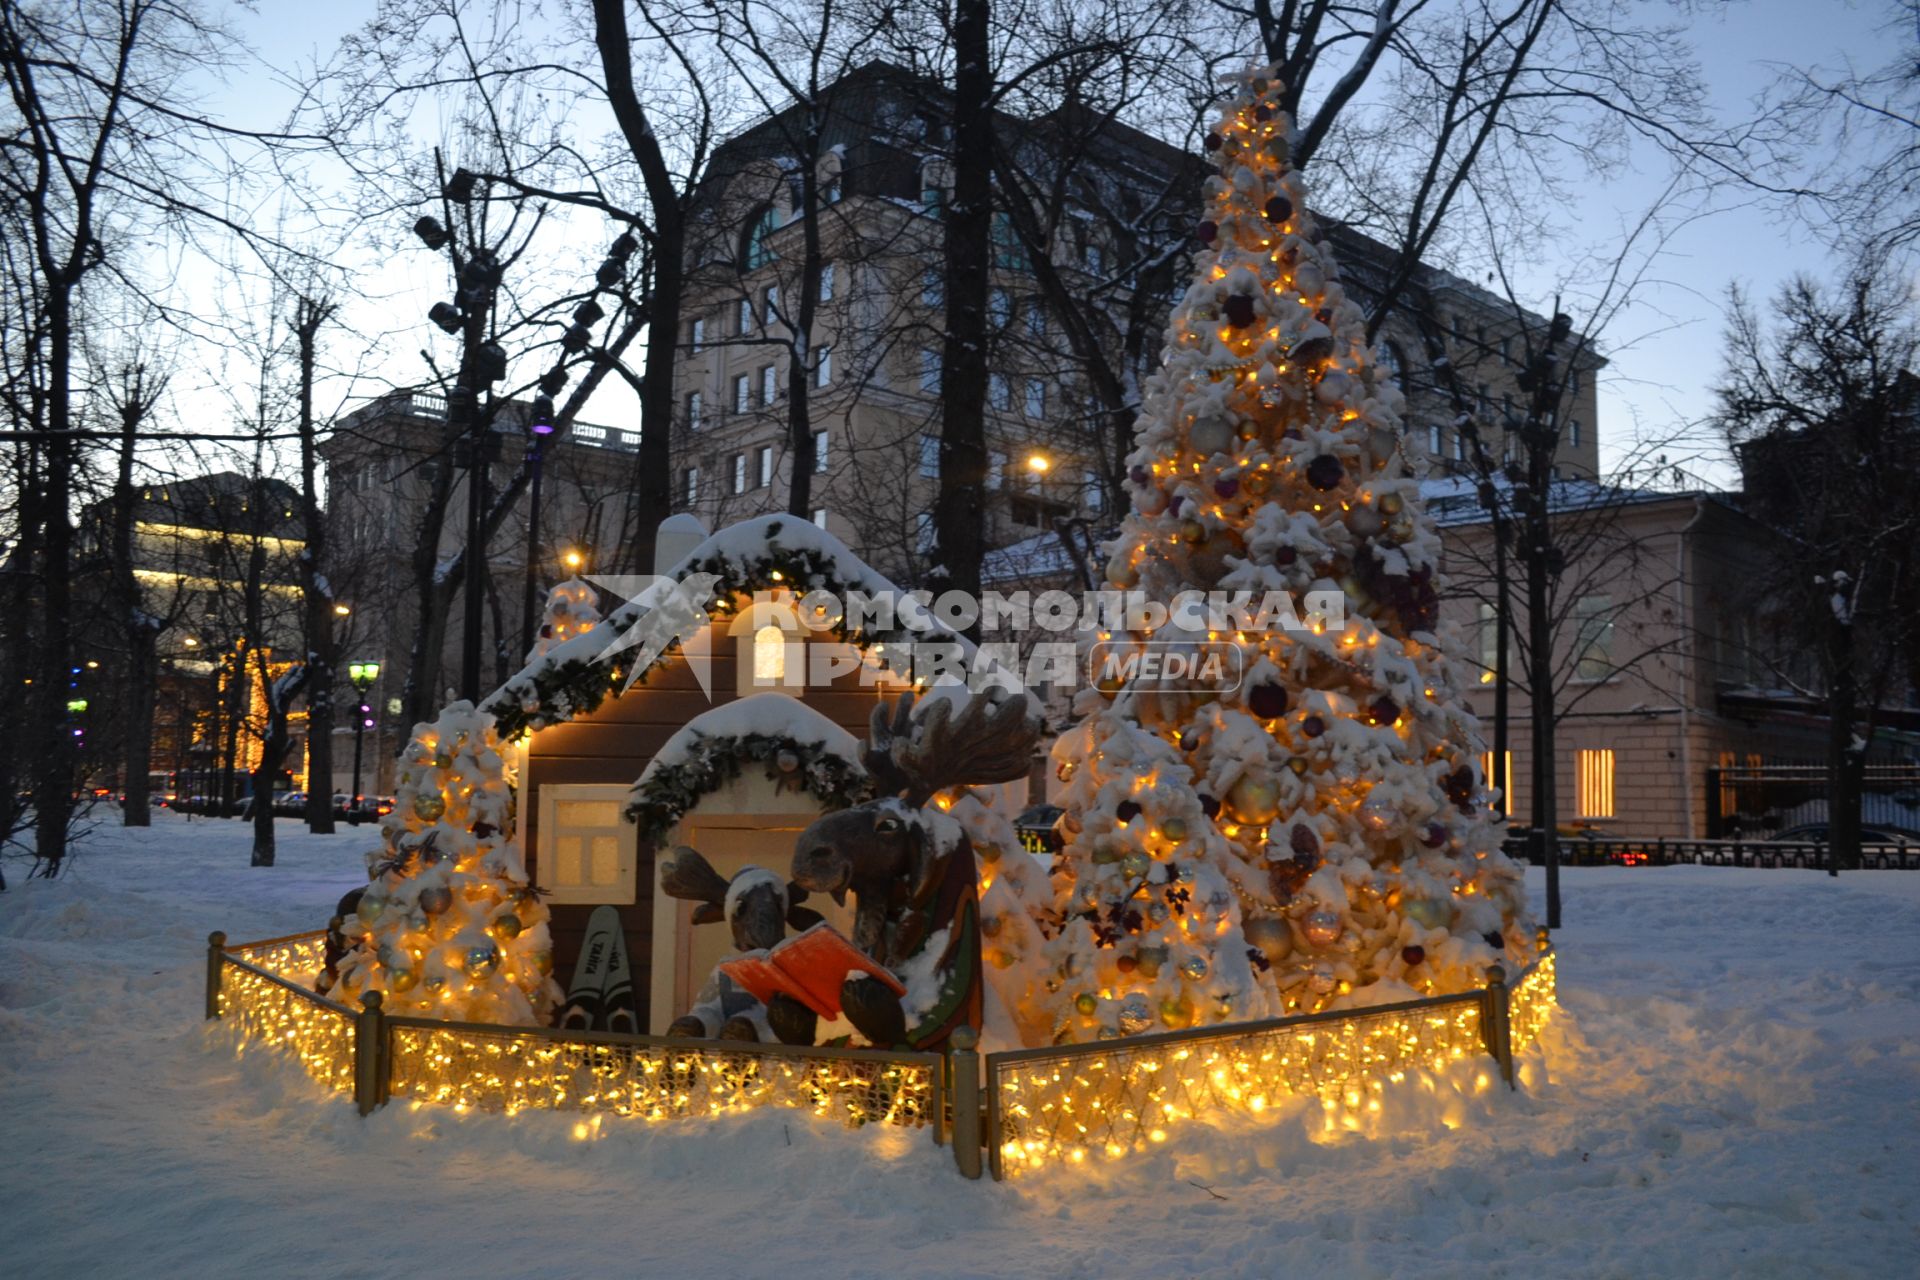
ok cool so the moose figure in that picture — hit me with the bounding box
[789,686,1041,1050]
[657,846,825,1043]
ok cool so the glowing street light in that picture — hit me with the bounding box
[347,660,381,822]
[1026,452,1052,475]
[334,603,352,617]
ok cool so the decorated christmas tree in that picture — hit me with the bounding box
[526,576,601,663]
[1028,67,1532,1045]
[329,703,562,1024]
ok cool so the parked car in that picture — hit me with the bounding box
[272,790,308,817]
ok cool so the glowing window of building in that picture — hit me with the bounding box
[753,623,787,684]
[1577,749,1616,819]
[1481,750,1514,816]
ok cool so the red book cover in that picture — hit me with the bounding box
[719,923,905,1019]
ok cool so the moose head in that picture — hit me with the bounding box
[658,845,822,952]
[791,686,1040,986]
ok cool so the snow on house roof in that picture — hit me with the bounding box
[636,694,862,787]
[1419,474,1733,528]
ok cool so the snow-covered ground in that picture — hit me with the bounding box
[4,812,1917,1279]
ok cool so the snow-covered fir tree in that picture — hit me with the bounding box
[1022,66,1533,1045]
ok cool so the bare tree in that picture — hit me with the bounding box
[1714,259,1920,873]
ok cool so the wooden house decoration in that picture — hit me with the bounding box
[484,514,1027,1034]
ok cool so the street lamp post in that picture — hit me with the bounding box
[348,660,380,824]
[519,406,556,657]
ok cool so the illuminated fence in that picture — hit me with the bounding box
[206,930,357,1096]
[205,930,940,1134]
[205,929,1554,1181]
[385,1020,938,1128]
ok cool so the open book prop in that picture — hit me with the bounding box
[718,922,905,1019]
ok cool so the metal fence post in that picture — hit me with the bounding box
[205,931,226,1020]
[949,1027,982,1180]
[1481,964,1514,1089]
[354,991,387,1117]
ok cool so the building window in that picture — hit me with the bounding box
[1428,423,1443,456]
[1481,751,1514,816]
[743,205,778,270]
[1085,470,1104,513]
[819,262,835,301]
[1570,419,1583,448]
[1026,299,1047,337]
[1477,601,1499,681]
[756,445,773,489]
[914,510,935,552]
[737,297,754,335]
[689,317,705,353]
[1477,383,1490,416]
[987,448,1006,491]
[812,430,828,473]
[1379,341,1403,382]
[992,212,1026,270]
[919,349,942,395]
[686,391,703,430]
[1577,749,1616,819]
[922,268,943,307]
[815,346,831,388]
[683,466,700,505]
[990,287,1012,327]
[1455,431,1468,461]
[812,508,828,529]
[1574,595,1614,681]
[761,364,777,406]
[919,434,939,479]
[763,283,780,325]
[1024,379,1046,418]
[731,453,747,495]
[988,373,1011,412]
[1083,240,1105,274]
[537,785,638,905]
[733,374,750,414]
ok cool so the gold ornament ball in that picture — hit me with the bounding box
[1244,470,1273,497]
[412,792,447,822]
[1229,773,1281,825]
[1074,992,1099,1016]
[389,968,418,993]
[1159,994,1196,1028]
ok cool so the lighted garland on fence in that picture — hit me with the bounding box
[487,518,965,742]
[625,731,874,844]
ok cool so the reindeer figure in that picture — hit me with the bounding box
[790,687,1041,1050]
[657,846,824,1044]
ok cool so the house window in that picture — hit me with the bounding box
[1481,751,1514,816]
[1026,299,1047,337]
[992,212,1026,269]
[919,434,939,479]
[812,430,828,472]
[686,391,703,430]
[761,364,777,406]
[733,374,751,414]
[763,284,780,325]
[1570,419,1583,447]
[990,288,1012,327]
[1085,470,1104,513]
[1574,595,1613,681]
[987,448,1007,491]
[756,445,773,489]
[1428,423,1443,456]
[922,269,943,307]
[819,263,835,301]
[1024,379,1046,418]
[689,317,705,352]
[988,373,1011,412]
[731,453,747,495]
[914,510,936,553]
[684,466,700,505]
[1378,341,1403,382]
[919,349,942,394]
[737,297,754,334]
[1083,240,1106,274]
[753,623,787,683]
[815,346,831,388]
[1577,749,1616,819]
[812,508,828,529]
[537,785,638,905]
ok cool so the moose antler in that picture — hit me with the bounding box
[864,688,1041,806]
[659,845,730,925]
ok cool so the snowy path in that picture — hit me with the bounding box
[3,813,1916,1278]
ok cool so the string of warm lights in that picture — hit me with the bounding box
[216,937,356,1096]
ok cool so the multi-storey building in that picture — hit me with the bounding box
[320,390,644,792]
[672,60,1600,586]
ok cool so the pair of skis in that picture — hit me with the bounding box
[557,905,639,1033]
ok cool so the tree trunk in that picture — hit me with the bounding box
[1825,615,1862,875]
[932,0,994,612]
[295,298,338,834]
[32,287,76,873]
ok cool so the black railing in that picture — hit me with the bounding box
[1503,835,1920,870]
[1704,762,1920,839]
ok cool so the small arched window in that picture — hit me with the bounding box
[753,623,787,683]
[1378,340,1404,383]
[742,205,779,270]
